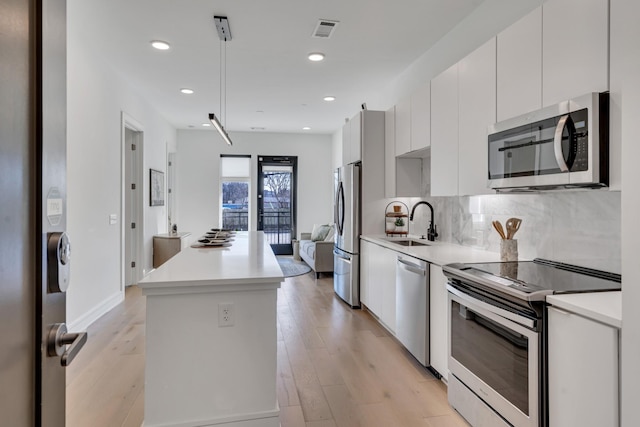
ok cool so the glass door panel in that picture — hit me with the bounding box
[257,156,297,255]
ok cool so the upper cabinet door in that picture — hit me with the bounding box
[341,119,351,166]
[430,62,459,197]
[395,96,411,156]
[542,0,609,106]
[384,107,397,198]
[497,7,542,121]
[458,38,497,196]
[411,81,431,151]
[350,111,362,163]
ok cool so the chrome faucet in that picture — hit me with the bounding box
[409,201,438,241]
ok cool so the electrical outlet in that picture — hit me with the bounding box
[218,303,234,327]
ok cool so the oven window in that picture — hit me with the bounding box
[450,300,529,415]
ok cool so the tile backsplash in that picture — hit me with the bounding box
[400,190,621,273]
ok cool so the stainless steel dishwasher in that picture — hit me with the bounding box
[395,253,429,366]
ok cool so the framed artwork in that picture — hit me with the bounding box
[150,169,165,206]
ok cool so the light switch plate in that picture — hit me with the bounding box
[109,214,117,225]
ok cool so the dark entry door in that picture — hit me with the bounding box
[257,156,297,255]
[1,0,86,425]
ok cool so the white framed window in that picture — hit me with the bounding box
[220,155,251,231]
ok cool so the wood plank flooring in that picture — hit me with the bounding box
[66,271,469,427]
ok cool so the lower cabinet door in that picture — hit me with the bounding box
[548,306,619,427]
[429,265,448,378]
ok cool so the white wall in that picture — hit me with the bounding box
[612,0,640,424]
[67,1,176,330]
[176,130,333,240]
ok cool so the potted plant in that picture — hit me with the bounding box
[394,217,405,231]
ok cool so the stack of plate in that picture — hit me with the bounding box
[191,229,237,248]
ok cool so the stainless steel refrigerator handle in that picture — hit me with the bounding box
[553,114,571,172]
[333,249,351,262]
[337,182,345,236]
[47,323,88,367]
[397,258,426,276]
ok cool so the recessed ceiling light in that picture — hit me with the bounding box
[202,123,211,127]
[323,96,336,102]
[308,52,325,62]
[151,40,171,50]
[302,127,311,130]
[180,88,194,94]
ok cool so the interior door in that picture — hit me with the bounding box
[257,156,297,255]
[1,0,86,425]
[1,0,38,423]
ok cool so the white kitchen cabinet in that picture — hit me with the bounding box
[341,111,363,165]
[429,264,448,379]
[385,107,423,198]
[360,240,397,332]
[430,62,459,197]
[496,7,542,121]
[341,117,351,166]
[384,107,397,198]
[395,96,412,156]
[410,81,431,151]
[542,0,609,106]
[394,82,431,157]
[548,306,619,427]
[458,37,496,196]
[360,240,372,307]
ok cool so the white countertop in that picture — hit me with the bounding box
[546,292,622,328]
[139,231,284,291]
[361,235,504,266]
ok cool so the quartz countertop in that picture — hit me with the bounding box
[139,231,284,290]
[546,292,622,328]
[361,235,505,266]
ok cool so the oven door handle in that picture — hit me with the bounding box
[447,284,536,330]
[554,114,573,172]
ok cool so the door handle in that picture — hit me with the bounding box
[333,249,351,262]
[47,323,88,367]
[553,114,572,172]
[397,258,426,276]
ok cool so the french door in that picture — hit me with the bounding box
[257,156,297,255]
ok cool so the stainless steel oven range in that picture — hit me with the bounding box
[443,259,621,427]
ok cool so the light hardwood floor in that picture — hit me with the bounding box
[66,271,469,427]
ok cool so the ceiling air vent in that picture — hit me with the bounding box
[312,19,339,38]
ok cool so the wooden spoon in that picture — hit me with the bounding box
[492,220,507,240]
[506,217,522,240]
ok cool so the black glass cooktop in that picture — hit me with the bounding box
[459,258,621,294]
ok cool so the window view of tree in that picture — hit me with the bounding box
[263,172,291,209]
[222,182,248,207]
[221,181,249,230]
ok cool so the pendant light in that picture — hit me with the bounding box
[210,16,233,146]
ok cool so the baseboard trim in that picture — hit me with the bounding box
[68,290,124,332]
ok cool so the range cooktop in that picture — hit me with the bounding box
[443,258,621,302]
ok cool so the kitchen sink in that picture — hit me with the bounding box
[386,239,430,247]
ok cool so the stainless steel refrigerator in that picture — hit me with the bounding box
[1,0,86,425]
[333,163,361,308]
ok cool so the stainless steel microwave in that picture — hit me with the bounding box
[488,92,609,191]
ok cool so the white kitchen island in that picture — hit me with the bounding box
[138,231,284,427]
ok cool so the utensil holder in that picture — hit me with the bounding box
[500,239,518,262]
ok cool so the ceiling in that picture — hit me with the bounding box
[74,0,484,134]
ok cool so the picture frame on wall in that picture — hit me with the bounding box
[150,169,165,206]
